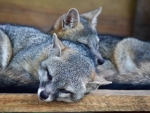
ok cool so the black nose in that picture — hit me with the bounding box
[40,90,49,100]
[97,59,105,65]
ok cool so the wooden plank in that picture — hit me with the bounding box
[0,90,150,112]
[134,0,150,40]
[0,0,136,36]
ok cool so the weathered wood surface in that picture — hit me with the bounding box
[0,90,150,112]
[0,0,136,36]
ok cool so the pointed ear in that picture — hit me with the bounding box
[92,74,112,85]
[86,70,112,93]
[81,7,102,29]
[52,33,66,56]
[62,8,80,30]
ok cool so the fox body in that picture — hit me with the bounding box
[50,8,104,65]
[97,35,150,89]
[0,24,111,102]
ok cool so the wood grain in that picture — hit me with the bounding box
[0,0,136,36]
[0,90,150,112]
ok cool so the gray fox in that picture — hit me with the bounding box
[50,7,150,89]
[50,7,104,65]
[97,35,150,89]
[0,24,111,102]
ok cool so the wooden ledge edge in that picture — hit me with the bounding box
[0,90,150,112]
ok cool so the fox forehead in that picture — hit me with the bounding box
[44,47,92,73]
[51,22,84,39]
[51,15,97,38]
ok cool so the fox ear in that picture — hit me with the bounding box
[86,70,112,93]
[91,74,112,86]
[52,8,80,32]
[52,33,66,56]
[62,8,80,30]
[81,7,102,29]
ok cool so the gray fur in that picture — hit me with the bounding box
[0,24,50,55]
[0,68,38,88]
[0,24,111,102]
[98,35,150,89]
[50,8,104,65]
[98,35,122,60]
[0,24,95,68]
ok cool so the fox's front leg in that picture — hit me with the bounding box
[0,68,37,87]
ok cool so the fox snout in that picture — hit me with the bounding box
[39,90,49,100]
[38,87,56,102]
[90,46,105,65]
[97,58,105,65]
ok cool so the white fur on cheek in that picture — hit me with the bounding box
[59,93,70,98]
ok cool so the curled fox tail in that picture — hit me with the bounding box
[0,68,38,92]
[0,30,12,68]
[98,62,150,89]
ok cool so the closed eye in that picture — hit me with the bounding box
[46,68,52,81]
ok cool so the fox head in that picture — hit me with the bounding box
[38,33,111,102]
[50,8,104,65]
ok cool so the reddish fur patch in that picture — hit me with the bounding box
[50,18,84,40]
[90,70,97,81]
